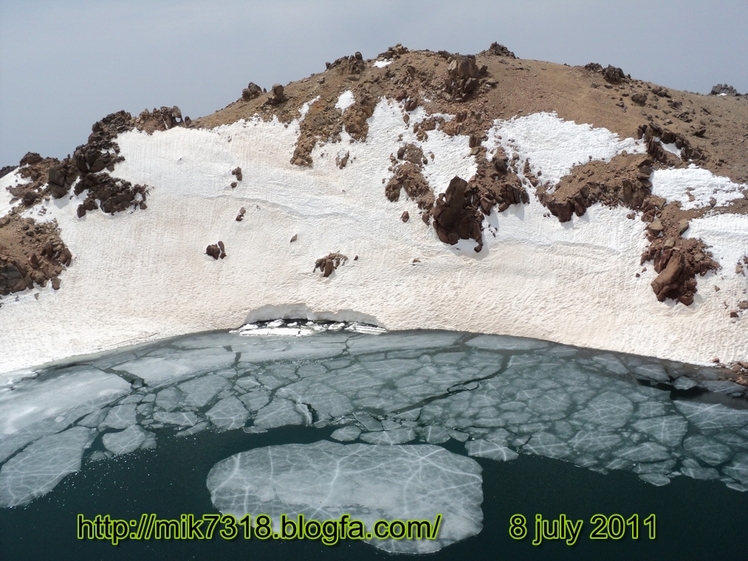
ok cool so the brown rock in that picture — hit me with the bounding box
[648,219,664,233]
[206,244,221,260]
[290,234,298,243]
[267,84,287,105]
[401,211,410,222]
[651,252,684,302]
[242,82,262,101]
[602,65,626,84]
[314,252,348,277]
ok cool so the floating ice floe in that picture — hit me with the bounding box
[206,441,483,554]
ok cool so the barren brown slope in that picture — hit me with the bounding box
[195,43,748,184]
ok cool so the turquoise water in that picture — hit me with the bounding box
[1,327,747,560]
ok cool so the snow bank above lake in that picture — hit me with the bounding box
[0,103,746,377]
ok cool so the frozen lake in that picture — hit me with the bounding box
[1,326,747,559]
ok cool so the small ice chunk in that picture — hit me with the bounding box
[206,397,249,431]
[523,432,571,459]
[591,354,629,375]
[176,422,209,438]
[681,465,720,480]
[616,442,671,463]
[101,404,137,430]
[673,376,698,391]
[102,425,153,455]
[722,452,748,485]
[674,401,748,431]
[638,473,671,486]
[253,398,308,430]
[179,375,231,408]
[569,430,622,453]
[572,391,633,428]
[526,393,571,416]
[632,416,688,447]
[633,364,670,384]
[155,386,186,412]
[421,426,450,444]
[465,440,518,461]
[682,435,733,465]
[359,428,416,445]
[330,426,361,442]
[0,427,96,507]
[207,441,483,554]
[238,390,271,413]
[152,411,198,427]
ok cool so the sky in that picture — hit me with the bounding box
[1,0,747,166]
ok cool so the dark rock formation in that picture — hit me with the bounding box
[134,106,183,132]
[445,55,484,101]
[47,159,79,198]
[486,42,516,58]
[74,173,148,217]
[710,83,740,96]
[242,82,263,101]
[206,241,226,260]
[602,65,627,84]
[0,165,16,179]
[433,176,484,250]
[314,253,347,277]
[266,84,287,106]
[326,52,366,74]
[377,44,409,60]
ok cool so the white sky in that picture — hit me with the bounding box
[1,0,747,165]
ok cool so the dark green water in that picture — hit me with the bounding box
[1,424,746,561]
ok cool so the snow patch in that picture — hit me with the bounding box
[651,167,746,210]
[483,112,645,185]
[334,90,355,112]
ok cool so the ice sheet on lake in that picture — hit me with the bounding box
[3,328,748,510]
[207,441,483,554]
[0,427,95,507]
